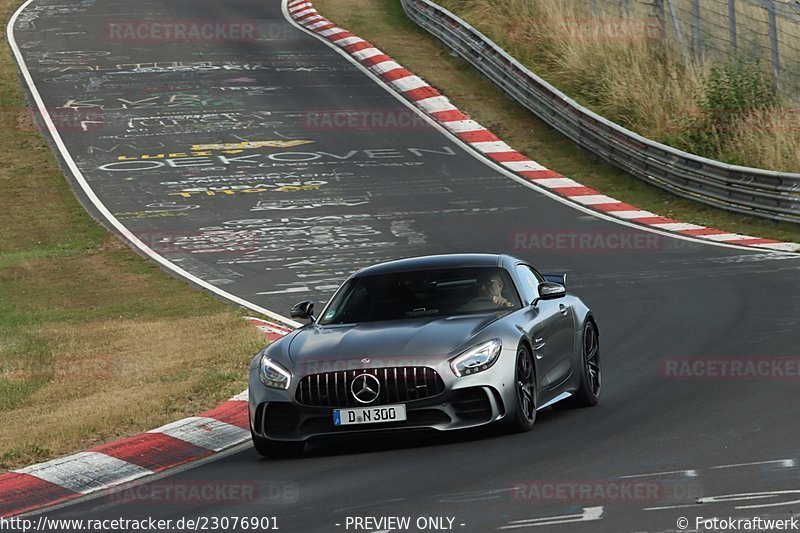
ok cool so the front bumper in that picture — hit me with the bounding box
[248,347,520,442]
[249,385,507,442]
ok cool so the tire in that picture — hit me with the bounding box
[251,431,304,458]
[510,343,537,432]
[569,319,601,408]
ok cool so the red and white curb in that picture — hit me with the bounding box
[287,0,799,254]
[0,320,291,518]
[245,317,293,342]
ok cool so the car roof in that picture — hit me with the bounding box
[353,253,509,277]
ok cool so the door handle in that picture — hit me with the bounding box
[559,304,569,316]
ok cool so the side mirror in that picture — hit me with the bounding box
[542,273,567,288]
[531,282,566,306]
[290,300,315,321]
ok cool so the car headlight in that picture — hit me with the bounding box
[259,354,292,390]
[450,338,502,377]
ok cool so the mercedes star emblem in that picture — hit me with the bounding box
[351,373,380,404]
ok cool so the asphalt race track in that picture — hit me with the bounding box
[9,0,800,530]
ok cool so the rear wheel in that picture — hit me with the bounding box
[251,431,304,458]
[510,344,537,432]
[569,320,601,407]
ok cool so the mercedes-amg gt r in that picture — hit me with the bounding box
[248,253,601,455]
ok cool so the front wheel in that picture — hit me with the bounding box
[510,344,537,432]
[251,431,304,458]
[569,320,601,407]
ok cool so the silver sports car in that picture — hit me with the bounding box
[248,253,600,455]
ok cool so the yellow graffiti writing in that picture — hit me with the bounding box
[117,140,313,161]
[168,184,322,198]
[118,150,241,161]
[190,140,314,151]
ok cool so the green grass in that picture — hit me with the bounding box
[0,0,265,471]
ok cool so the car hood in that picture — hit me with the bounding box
[287,314,504,365]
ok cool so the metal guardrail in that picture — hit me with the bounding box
[400,0,800,224]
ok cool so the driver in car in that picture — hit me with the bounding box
[480,274,513,308]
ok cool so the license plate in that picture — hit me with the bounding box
[333,404,407,426]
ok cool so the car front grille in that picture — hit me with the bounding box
[295,367,445,407]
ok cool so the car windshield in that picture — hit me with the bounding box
[319,266,521,325]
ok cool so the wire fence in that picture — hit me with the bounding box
[581,0,800,97]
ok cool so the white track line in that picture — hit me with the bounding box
[620,469,698,479]
[710,459,796,469]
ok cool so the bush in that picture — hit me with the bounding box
[673,58,778,163]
